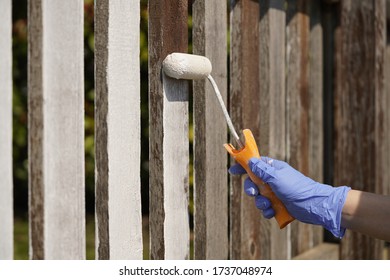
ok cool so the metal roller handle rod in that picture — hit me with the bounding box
[207,75,244,149]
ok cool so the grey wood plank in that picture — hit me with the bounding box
[148,0,189,260]
[0,0,13,260]
[286,0,313,257]
[230,0,262,260]
[258,0,291,259]
[28,0,85,259]
[193,0,228,260]
[95,0,143,260]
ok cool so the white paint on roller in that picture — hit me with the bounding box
[163,53,212,80]
[162,52,243,149]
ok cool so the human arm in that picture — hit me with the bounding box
[341,189,390,241]
[230,157,390,241]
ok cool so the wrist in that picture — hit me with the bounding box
[341,189,359,217]
[324,185,351,238]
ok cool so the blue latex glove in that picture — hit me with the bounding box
[229,156,351,238]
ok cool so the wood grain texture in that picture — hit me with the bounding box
[230,0,261,259]
[0,0,13,260]
[28,0,44,260]
[258,0,290,260]
[148,0,189,260]
[385,4,390,198]
[95,0,143,260]
[334,0,385,259]
[308,0,324,247]
[28,0,85,259]
[286,0,314,257]
[293,243,339,260]
[193,0,228,260]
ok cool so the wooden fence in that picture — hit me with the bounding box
[0,0,389,260]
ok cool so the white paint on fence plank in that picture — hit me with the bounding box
[95,0,143,260]
[162,75,189,260]
[28,0,85,259]
[148,0,189,260]
[0,0,13,260]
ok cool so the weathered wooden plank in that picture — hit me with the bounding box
[374,0,388,219]
[293,243,339,260]
[385,2,390,198]
[230,0,261,260]
[258,0,291,259]
[28,0,85,259]
[286,0,314,257]
[334,0,385,259]
[148,0,189,260]
[193,0,228,260]
[0,0,13,260]
[309,0,324,247]
[95,0,143,260]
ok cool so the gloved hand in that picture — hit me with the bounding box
[229,156,351,238]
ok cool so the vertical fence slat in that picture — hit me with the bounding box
[286,0,315,257]
[0,0,13,260]
[335,0,385,259]
[258,0,291,259]
[193,0,228,260]
[309,0,324,247]
[374,3,387,256]
[28,0,85,259]
[230,0,261,259]
[95,0,143,260]
[385,1,390,198]
[148,0,189,260]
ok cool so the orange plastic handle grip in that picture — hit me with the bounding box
[224,129,295,229]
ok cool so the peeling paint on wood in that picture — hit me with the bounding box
[28,0,85,260]
[95,0,143,260]
[193,0,228,260]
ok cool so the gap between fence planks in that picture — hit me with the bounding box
[308,0,324,248]
[193,0,228,260]
[148,0,189,260]
[95,0,143,260]
[0,0,13,260]
[28,0,85,259]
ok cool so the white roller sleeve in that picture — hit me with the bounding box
[162,53,212,80]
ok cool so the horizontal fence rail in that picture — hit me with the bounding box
[0,0,389,260]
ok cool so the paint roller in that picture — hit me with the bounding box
[162,52,294,229]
